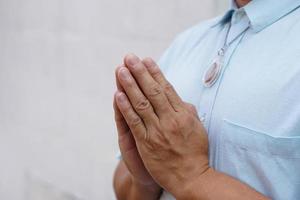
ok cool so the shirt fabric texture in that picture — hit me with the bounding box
[158,0,300,199]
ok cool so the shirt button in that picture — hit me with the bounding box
[200,113,206,123]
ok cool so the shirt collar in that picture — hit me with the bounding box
[215,0,300,33]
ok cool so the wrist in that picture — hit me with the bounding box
[131,176,162,199]
[173,167,214,200]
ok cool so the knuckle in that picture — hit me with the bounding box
[148,65,161,76]
[151,69,161,79]
[144,134,162,152]
[164,81,173,90]
[163,82,174,93]
[144,140,156,153]
[175,113,194,130]
[135,98,151,111]
[129,116,142,128]
[165,118,180,133]
[148,84,162,97]
[184,103,197,114]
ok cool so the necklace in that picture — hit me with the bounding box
[202,22,250,87]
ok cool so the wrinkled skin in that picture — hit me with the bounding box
[114,54,209,197]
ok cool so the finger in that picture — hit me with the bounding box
[114,65,129,137]
[142,57,184,112]
[115,64,125,92]
[114,95,137,155]
[114,71,139,159]
[113,92,130,137]
[124,54,174,117]
[115,91,147,141]
[117,67,159,125]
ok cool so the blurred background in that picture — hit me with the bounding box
[0,0,227,199]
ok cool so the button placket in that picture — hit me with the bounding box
[200,20,250,134]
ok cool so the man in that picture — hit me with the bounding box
[113,0,300,199]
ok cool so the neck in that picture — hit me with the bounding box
[235,0,251,8]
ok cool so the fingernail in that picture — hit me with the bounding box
[119,67,130,80]
[126,54,139,67]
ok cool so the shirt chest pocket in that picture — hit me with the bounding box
[215,119,300,200]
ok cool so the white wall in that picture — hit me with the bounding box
[0,0,227,199]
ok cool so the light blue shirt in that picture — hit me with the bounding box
[158,0,300,199]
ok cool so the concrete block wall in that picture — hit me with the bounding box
[0,0,227,199]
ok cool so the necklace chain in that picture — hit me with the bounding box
[220,22,250,55]
[202,21,250,87]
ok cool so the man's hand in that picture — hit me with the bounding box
[115,54,209,199]
[113,64,162,200]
